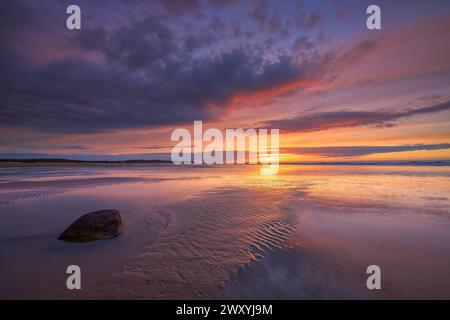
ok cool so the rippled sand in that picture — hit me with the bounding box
[100,187,298,299]
[0,164,449,299]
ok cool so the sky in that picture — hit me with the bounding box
[0,0,449,162]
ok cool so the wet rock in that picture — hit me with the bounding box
[58,209,123,242]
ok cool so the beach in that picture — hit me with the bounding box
[0,164,449,299]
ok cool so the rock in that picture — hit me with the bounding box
[58,209,123,242]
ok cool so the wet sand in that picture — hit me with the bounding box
[0,164,449,299]
[218,199,450,299]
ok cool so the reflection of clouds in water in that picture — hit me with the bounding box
[218,246,372,299]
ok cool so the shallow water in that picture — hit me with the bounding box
[0,164,449,299]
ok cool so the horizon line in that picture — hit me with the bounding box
[1,158,449,166]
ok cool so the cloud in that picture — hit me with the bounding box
[291,36,314,51]
[0,2,320,134]
[13,145,90,151]
[249,0,268,26]
[285,143,450,158]
[158,0,202,17]
[135,145,171,150]
[305,9,321,29]
[1,0,448,146]
[262,99,450,132]
[183,29,215,51]
[208,0,240,7]
[334,39,377,66]
[5,143,449,161]
[294,9,323,30]
[77,15,176,69]
[0,49,314,133]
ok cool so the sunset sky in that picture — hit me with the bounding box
[1,0,449,162]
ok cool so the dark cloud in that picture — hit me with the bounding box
[284,143,450,158]
[0,1,323,134]
[66,145,90,150]
[158,0,202,17]
[183,29,215,51]
[210,15,226,33]
[0,1,56,67]
[76,28,108,51]
[337,39,377,65]
[249,0,268,26]
[268,14,283,32]
[99,16,177,69]
[3,0,444,141]
[135,145,171,150]
[14,145,90,151]
[208,0,240,7]
[305,9,322,29]
[294,9,322,30]
[0,48,313,133]
[262,100,450,132]
[291,36,314,51]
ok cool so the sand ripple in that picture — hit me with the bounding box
[101,186,298,299]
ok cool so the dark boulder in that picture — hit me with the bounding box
[58,209,123,242]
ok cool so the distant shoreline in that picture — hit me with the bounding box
[0,158,172,164]
[0,158,449,166]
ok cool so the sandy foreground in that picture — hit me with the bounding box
[0,164,449,299]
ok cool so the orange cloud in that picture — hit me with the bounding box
[206,78,318,110]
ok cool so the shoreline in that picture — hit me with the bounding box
[1,160,450,168]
